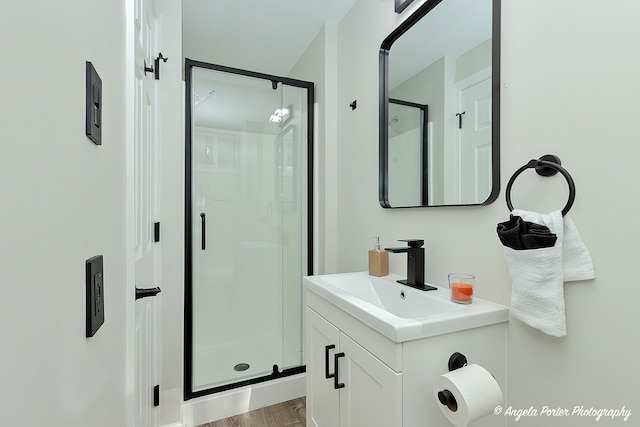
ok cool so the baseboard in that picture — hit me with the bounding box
[181,373,305,427]
[161,423,183,427]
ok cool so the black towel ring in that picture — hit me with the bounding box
[506,154,576,216]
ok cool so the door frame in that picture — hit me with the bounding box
[131,0,162,424]
[183,59,315,400]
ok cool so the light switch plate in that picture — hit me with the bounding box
[86,255,104,337]
[85,61,102,145]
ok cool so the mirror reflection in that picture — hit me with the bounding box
[380,0,500,207]
[388,99,428,206]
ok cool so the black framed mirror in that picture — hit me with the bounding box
[379,0,501,208]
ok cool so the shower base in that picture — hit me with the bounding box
[193,336,302,392]
[193,337,279,390]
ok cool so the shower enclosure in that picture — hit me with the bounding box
[184,60,313,398]
[387,99,428,206]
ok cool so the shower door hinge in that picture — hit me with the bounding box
[154,222,160,243]
[153,384,160,406]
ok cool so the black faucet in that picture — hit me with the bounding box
[385,239,436,291]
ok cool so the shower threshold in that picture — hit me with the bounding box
[191,365,306,398]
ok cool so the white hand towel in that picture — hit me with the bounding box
[561,215,596,281]
[512,209,595,282]
[503,244,566,336]
[503,209,596,337]
[505,210,566,337]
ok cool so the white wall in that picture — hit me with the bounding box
[0,1,129,425]
[333,0,640,426]
[289,25,340,274]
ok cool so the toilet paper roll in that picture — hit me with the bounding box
[433,364,502,427]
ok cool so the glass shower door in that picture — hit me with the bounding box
[187,62,310,394]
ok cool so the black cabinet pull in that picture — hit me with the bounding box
[200,213,206,250]
[325,344,336,379]
[334,352,345,389]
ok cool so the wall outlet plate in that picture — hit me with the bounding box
[85,255,104,337]
[85,61,102,145]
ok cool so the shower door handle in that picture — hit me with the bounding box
[325,344,336,379]
[200,212,206,250]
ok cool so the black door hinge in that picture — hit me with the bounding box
[154,222,160,243]
[153,384,160,407]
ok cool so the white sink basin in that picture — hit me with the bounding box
[304,272,509,342]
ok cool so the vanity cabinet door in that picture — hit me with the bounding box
[338,333,402,427]
[306,307,340,427]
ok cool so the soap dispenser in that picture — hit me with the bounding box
[368,235,389,277]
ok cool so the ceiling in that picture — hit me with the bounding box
[183,0,358,76]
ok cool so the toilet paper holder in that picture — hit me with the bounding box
[437,352,468,413]
[438,389,458,412]
[448,352,467,372]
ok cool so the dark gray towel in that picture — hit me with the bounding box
[496,215,557,250]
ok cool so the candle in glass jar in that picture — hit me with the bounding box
[448,273,475,304]
[451,282,473,302]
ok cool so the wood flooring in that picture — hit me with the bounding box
[197,397,306,427]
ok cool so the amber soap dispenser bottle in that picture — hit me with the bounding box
[369,235,389,277]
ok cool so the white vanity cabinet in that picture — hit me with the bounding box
[306,307,402,427]
[304,273,508,427]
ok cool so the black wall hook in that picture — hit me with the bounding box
[349,100,357,110]
[506,154,576,216]
[145,53,169,80]
[153,53,168,80]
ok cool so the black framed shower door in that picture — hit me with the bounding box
[184,59,314,399]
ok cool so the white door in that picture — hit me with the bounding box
[338,333,402,427]
[459,77,492,204]
[306,308,340,427]
[134,0,161,425]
